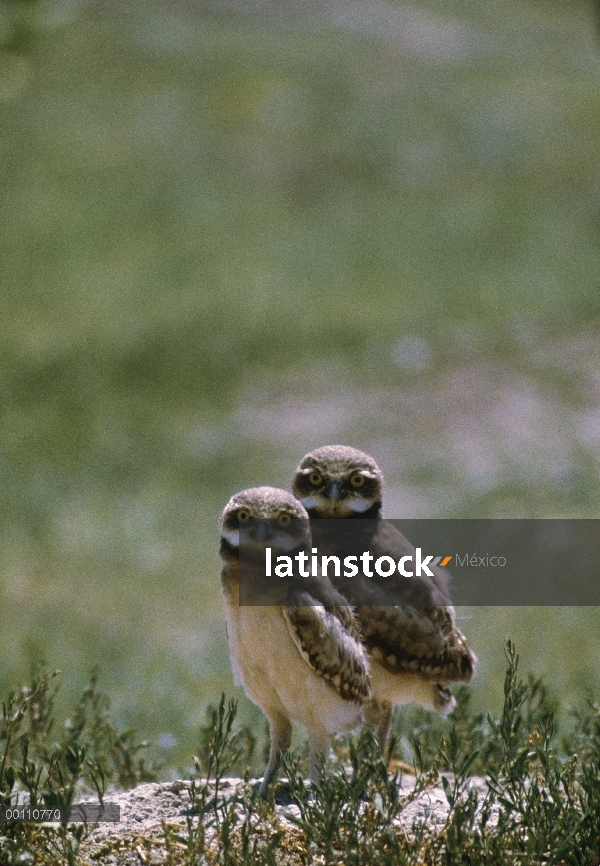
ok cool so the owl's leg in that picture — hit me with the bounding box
[364,698,393,755]
[433,684,456,718]
[259,713,292,798]
[308,728,330,786]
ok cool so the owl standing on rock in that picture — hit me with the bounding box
[219,486,371,796]
[292,445,476,753]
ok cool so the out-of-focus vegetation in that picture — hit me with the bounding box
[1,0,600,772]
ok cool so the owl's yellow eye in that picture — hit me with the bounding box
[350,474,365,488]
[237,509,250,522]
[278,513,291,527]
[309,472,322,486]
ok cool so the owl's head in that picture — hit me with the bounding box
[292,445,383,519]
[220,486,310,558]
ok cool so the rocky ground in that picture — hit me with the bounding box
[77,774,493,863]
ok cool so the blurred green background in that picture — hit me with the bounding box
[2,0,600,775]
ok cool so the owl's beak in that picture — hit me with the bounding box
[328,481,341,501]
[252,521,270,542]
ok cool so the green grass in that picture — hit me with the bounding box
[1,0,600,770]
[3,643,600,864]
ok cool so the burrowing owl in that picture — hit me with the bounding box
[219,486,371,795]
[292,445,476,752]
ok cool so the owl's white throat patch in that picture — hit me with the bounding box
[348,498,371,513]
[273,533,301,552]
[223,528,300,552]
[300,493,370,516]
[299,495,326,511]
[221,529,240,546]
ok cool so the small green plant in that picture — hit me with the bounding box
[193,694,256,783]
[184,693,257,861]
[0,665,160,865]
[280,729,415,866]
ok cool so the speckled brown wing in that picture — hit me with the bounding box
[322,554,474,683]
[356,603,475,683]
[311,518,474,682]
[283,591,372,705]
